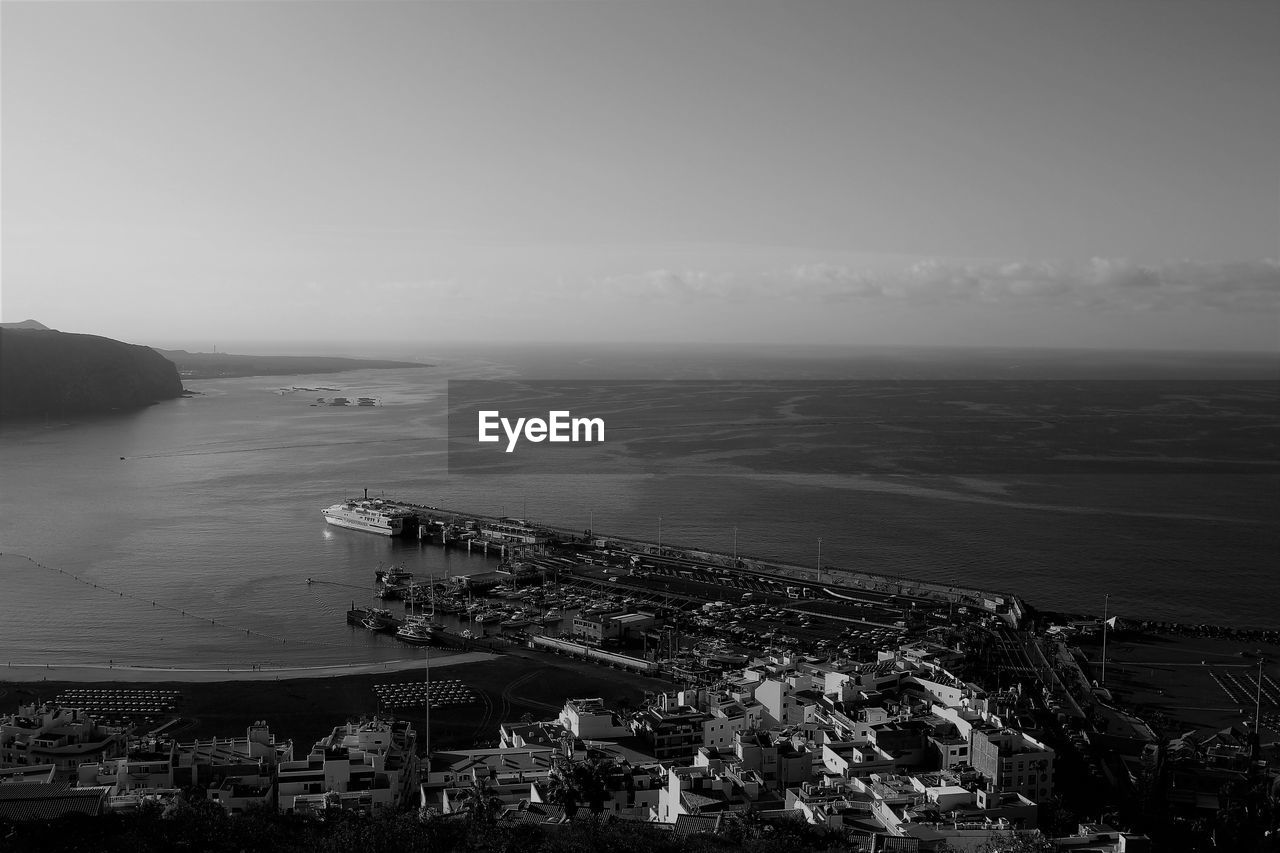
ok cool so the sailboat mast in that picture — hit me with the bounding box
[424,644,431,759]
[1101,594,1110,686]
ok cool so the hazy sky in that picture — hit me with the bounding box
[2,1,1277,351]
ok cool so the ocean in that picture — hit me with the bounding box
[0,343,1275,670]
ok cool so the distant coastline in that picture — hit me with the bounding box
[156,349,431,380]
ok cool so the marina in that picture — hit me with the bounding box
[326,492,1024,619]
[322,492,1040,686]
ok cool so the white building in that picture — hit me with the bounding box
[654,763,755,824]
[276,718,417,814]
[972,727,1055,803]
[559,698,630,740]
[0,705,126,779]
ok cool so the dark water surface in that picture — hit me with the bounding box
[1,345,1275,668]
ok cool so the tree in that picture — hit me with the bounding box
[543,753,616,821]
[453,776,503,825]
[975,830,1055,852]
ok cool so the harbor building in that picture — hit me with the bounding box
[477,518,553,546]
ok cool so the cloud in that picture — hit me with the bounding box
[347,257,1278,321]
[590,268,743,301]
[785,257,1280,310]
[588,257,1280,313]
[372,279,465,298]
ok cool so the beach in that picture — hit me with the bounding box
[0,647,672,750]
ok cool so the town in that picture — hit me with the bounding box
[2,514,1277,852]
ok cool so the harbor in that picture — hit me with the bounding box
[2,492,1274,853]
[326,491,1028,678]
[330,491,1025,619]
[326,493,1280,747]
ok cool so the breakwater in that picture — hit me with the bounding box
[372,498,1024,625]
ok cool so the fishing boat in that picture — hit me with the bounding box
[500,611,533,629]
[375,564,413,585]
[395,616,435,645]
[357,607,399,633]
[434,597,466,615]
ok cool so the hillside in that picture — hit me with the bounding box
[0,329,185,418]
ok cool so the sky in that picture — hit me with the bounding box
[2,0,1277,352]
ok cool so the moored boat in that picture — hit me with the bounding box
[323,495,413,536]
[353,607,399,633]
[395,617,435,645]
[375,564,413,584]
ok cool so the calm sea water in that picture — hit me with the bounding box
[0,344,1275,669]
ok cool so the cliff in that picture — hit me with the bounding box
[0,328,185,418]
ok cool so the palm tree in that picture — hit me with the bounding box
[571,758,611,817]
[454,776,502,824]
[974,830,1054,852]
[541,765,581,819]
[999,830,1056,852]
[543,754,615,821]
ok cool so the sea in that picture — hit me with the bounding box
[0,343,1276,671]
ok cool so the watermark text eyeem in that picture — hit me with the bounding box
[477,410,605,453]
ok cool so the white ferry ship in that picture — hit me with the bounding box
[322,497,413,536]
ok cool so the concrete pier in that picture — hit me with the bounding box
[364,495,1023,624]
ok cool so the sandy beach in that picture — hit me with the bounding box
[0,648,672,750]
[0,651,497,684]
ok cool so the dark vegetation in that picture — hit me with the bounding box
[0,802,859,853]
